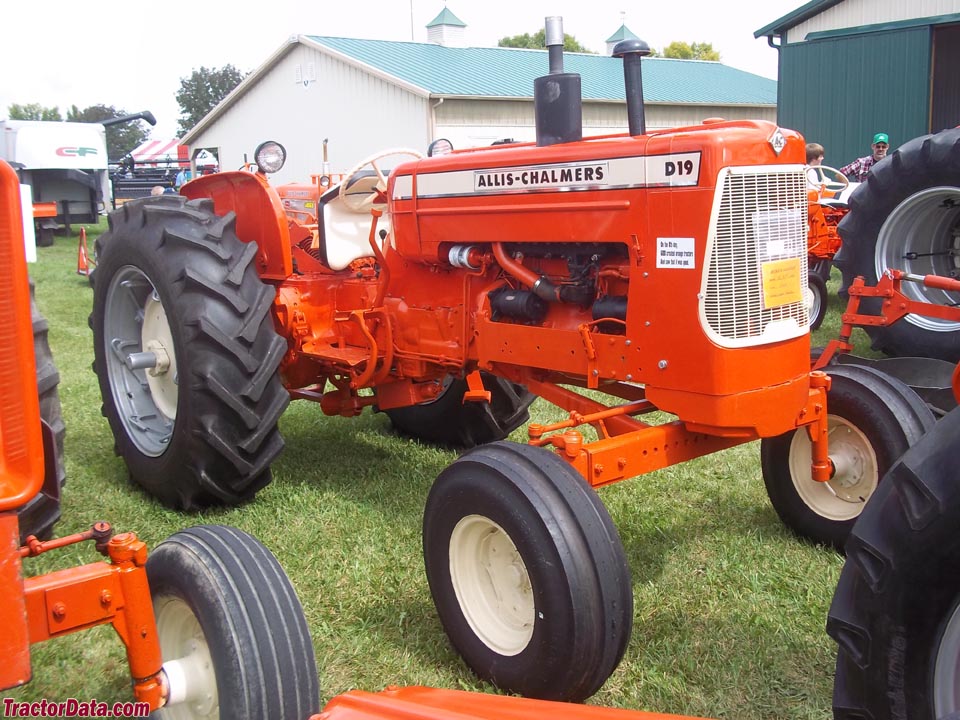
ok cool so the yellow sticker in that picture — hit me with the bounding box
[305,201,315,209]
[761,258,803,309]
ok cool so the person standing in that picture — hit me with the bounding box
[174,166,193,190]
[840,133,890,182]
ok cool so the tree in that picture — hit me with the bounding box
[498,29,594,54]
[67,104,151,161]
[176,64,247,136]
[651,41,721,61]
[7,103,62,121]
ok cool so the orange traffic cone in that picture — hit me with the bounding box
[77,228,91,276]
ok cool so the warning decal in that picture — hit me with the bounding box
[656,237,696,269]
[761,257,803,309]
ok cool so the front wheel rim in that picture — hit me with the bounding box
[807,280,823,325]
[788,416,879,521]
[155,595,218,718]
[449,515,535,656]
[103,266,177,456]
[935,597,960,715]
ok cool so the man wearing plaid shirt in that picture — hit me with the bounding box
[840,133,890,182]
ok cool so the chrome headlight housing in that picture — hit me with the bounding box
[254,141,287,174]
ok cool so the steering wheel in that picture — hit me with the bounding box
[812,165,850,194]
[338,148,423,213]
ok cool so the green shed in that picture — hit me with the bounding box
[755,0,960,167]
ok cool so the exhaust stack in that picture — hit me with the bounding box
[101,111,157,127]
[613,39,651,136]
[534,17,582,146]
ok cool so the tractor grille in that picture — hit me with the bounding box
[700,166,809,347]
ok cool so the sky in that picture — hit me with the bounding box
[1,0,803,141]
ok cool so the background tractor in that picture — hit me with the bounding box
[89,19,935,701]
[834,127,960,362]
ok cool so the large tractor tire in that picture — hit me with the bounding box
[827,406,960,719]
[423,442,632,702]
[760,364,935,550]
[91,196,289,509]
[835,127,960,361]
[148,525,320,719]
[18,279,66,542]
[385,373,535,448]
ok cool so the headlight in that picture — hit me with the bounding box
[254,141,286,174]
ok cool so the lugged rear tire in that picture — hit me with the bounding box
[827,406,960,719]
[17,279,65,542]
[835,127,960,361]
[91,196,289,509]
[148,525,320,719]
[386,372,534,448]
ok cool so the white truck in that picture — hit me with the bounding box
[1,112,155,241]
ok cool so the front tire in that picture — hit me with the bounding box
[91,196,289,509]
[807,272,828,331]
[760,364,935,549]
[836,128,960,361]
[828,407,960,719]
[148,525,319,719]
[386,372,534,447]
[423,442,632,702]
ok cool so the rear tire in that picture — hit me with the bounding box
[386,372,534,447]
[828,407,960,719]
[148,525,320,719]
[423,442,632,702]
[91,196,288,509]
[17,279,65,542]
[760,364,935,549]
[836,128,960,361]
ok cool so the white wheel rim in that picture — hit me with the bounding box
[935,597,960,714]
[806,280,822,324]
[142,292,178,422]
[449,515,535,656]
[875,186,960,333]
[155,595,218,718]
[104,266,176,457]
[788,416,879,521]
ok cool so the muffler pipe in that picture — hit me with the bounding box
[534,16,582,146]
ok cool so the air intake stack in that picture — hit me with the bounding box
[534,17,582,146]
[613,38,651,136]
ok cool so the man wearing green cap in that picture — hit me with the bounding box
[840,133,890,182]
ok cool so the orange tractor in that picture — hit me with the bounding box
[804,165,852,330]
[89,22,935,701]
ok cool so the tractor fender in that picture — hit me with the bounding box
[181,171,293,280]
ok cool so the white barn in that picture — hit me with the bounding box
[182,11,777,185]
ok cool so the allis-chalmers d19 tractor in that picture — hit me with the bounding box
[90,23,937,702]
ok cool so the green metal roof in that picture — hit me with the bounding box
[754,0,844,38]
[605,24,638,44]
[305,36,777,105]
[426,7,466,28]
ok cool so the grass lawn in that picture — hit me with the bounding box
[9,223,876,718]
